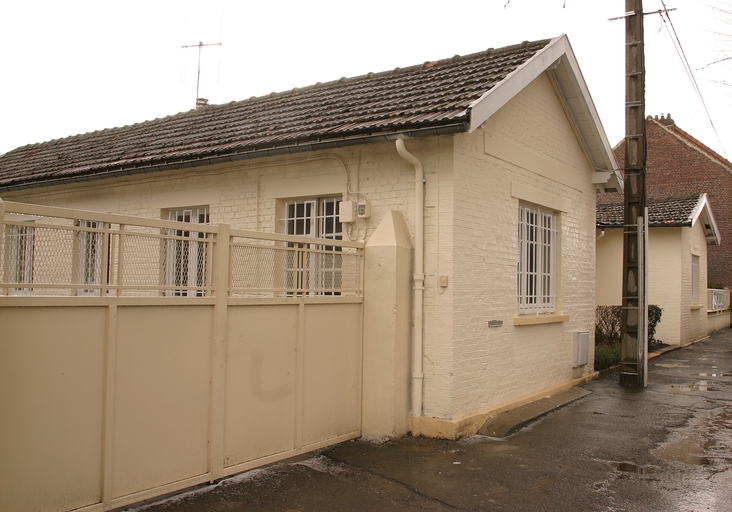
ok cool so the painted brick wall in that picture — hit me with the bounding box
[595,228,623,306]
[648,229,683,345]
[595,224,710,346]
[449,72,597,418]
[681,221,710,344]
[611,117,732,289]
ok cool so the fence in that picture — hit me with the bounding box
[0,199,364,512]
[0,200,363,298]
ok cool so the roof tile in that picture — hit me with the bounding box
[0,39,551,189]
[596,195,703,227]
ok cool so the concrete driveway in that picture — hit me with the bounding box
[123,329,732,511]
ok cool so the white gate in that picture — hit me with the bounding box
[0,200,364,512]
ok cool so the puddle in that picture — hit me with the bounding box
[610,462,656,475]
[652,435,712,466]
[667,381,719,392]
[652,406,732,467]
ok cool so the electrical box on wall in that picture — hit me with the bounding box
[339,201,356,223]
[573,331,589,367]
[357,201,371,219]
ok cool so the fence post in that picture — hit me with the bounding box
[209,223,229,481]
[117,224,126,296]
[0,198,4,295]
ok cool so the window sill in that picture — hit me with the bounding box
[513,314,569,326]
[690,305,703,311]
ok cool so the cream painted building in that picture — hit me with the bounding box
[596,194,722,346]
[1,36,620,512]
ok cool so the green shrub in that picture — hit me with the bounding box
[594,342,621,371]
[647,305,663,343]
[595,304,664,344]
[594,305,664,370]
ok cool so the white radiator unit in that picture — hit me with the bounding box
[573,331,589,367]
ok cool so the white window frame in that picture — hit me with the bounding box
[282,197,342,296]
[7,223,35,296]
[165,207,210,297]
[76,220,104,296]
[518,204,557,314]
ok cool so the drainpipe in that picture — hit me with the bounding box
[395,138,424,436]
[596,229,606,241]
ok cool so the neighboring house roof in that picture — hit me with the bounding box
[0,35,618,192]
[652,114,732,171]
[596,193,720,245]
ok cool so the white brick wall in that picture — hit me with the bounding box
[448,73,597,418]
[595,222,710,346]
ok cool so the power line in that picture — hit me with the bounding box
[658,0,728,158]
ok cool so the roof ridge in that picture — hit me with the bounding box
[649,117,732,170]
[225,39,551,104]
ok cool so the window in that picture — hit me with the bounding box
[518,204,556,313]
[283,197,342,295]
[76,220,104,296]
[165,207,209,297]
[691,254,700,305]
[7,224,35,295]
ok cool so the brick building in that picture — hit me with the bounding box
[610,114,732,288]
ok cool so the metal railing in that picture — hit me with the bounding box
[707,288,730,312]
[229,229,363,297]
[0,200,364,298]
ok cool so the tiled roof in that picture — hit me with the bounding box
[596,195,704,227]
[0,39,551,190]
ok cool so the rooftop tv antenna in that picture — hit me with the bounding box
[182,41,222,109]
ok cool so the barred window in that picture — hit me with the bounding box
[518,204,556,313]
[165,207,210,297]
[283,197,342,296]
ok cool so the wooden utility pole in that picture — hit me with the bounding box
[620,0,648,387]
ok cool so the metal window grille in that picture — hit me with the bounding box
[165,207,210,297]
[284,197,342,296]
[518,205,556,313]
[76,220,104,296]
[7,224,34,295]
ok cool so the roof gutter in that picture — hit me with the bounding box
[0,123,468,193]
[597,222,693,229]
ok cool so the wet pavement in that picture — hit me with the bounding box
[124,330,732,511]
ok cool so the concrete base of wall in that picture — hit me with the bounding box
[409,374,599,440]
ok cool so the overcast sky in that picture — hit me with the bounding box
[1,0,731,160]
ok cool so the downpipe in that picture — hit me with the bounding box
[395,138,424,436]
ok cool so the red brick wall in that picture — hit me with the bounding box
[610,116,732,288]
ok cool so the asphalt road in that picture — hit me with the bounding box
[124,329,732,511]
